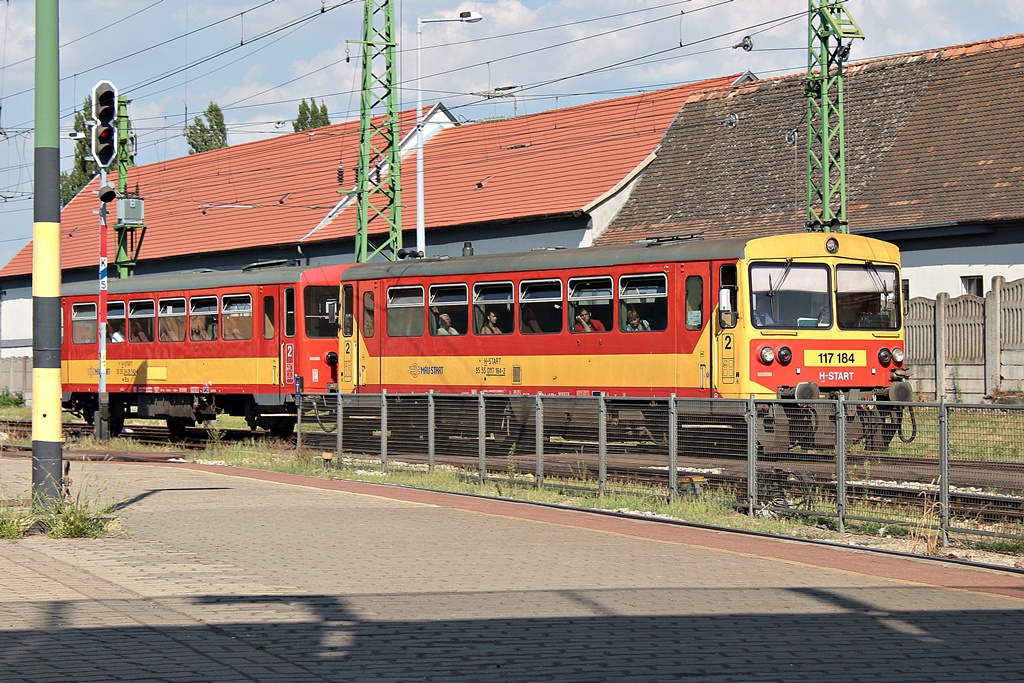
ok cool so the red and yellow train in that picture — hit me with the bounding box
[61,232,912,449]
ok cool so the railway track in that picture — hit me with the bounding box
[4,418,1024,527]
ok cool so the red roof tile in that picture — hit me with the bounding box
[2,75,738,277]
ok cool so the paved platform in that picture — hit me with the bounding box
[2,456,1024,682]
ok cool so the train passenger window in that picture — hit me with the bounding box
[284,287,296,338]
[362,292,375,338]
[473,282,513,335]
[189,296,219,341]
[158,298,186,342]
[71,303,97,344]
[429,284,467,336]
[836,264,900,330]
[387,286,424,337]
[619,274,668,332]
[342,285,354,338]
[685,276,703,331]
[263,296,276,339]
[517,281,559,334]
[749,262,830,328]
[107,301,126,343]
[128,300,155,343]
[223,295,253,340]
[304,286,337,338]
[568,277,612,333]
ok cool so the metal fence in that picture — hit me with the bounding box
[295,392,1024,544]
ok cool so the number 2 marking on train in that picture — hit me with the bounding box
[724,335,732,350]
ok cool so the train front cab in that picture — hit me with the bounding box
[712,233,913,452]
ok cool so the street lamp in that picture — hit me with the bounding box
[416,10,483,257]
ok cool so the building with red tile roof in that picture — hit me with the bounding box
[599,33,1024,299]
[0,74,738,358]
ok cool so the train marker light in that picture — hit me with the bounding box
[891,347,905,364]
[759,346,775,365]
[777,346,793,365]
[878,348,892,366]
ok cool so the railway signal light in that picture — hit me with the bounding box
[91,80,118,168]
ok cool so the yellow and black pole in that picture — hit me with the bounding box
[31,0,63,506]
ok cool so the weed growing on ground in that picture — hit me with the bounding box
[0,500,32,539]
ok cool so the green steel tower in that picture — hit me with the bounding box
[114,96,145,278]
[352,0,402,262]
[805,0,863,233]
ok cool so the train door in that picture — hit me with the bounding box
[357,284,380,391]
[678,262,712,398]
[339,283,357,393]
[712,261,740,398]
[257,287,283,393]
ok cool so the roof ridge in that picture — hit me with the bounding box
[684,31,1024,102]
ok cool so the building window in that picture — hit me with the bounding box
[961,276,983,297]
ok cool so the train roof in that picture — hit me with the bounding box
[342,236,754,282]
[341,233,897,282]
[61,263,314,297]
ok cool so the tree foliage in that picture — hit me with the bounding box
[59,97,97,207]
[184,101,228,154]
[293,98,331,132]
[58,96,136,207]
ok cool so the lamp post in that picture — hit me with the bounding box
[416,10,482,257]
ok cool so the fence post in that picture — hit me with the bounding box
[939,397,950,547]
[535,393,544,489]
[295,385,304,451]
[598,394,607,496]
[935,292,948,400]
[427,390,435,472]
[747,395,757,517]
[668,394,678,503]
[478,394,486,483]
[380,390,388,471]
[835,395,847,534]
[985,277,1004,397]
[335,387,343,465]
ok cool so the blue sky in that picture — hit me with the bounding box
[1,0,1022,268]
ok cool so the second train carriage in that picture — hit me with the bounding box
[61,262,347,438]
[336,233,913,451]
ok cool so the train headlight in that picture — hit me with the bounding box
[825,237,840,254]
[877,348,892,366]
[759,346,775,365]
[891,347,905,364]
[777,346,792,365]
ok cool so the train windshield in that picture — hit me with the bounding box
[836,264,900,330]
[749,262,831,329]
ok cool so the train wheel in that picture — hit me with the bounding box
[268,418,295,439]
[166,418,192,442]
[108,396,125,437]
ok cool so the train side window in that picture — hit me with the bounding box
[263,296,276,339]
[223,295,253,340]
[71,303,97,344]
[387,286,424,337]
[342,285,354,338]
[619,274,667,332]
[718,264,738,329]
[107,301,126,343]
[517,280,559,334]
[284,287,296,337]
[158,298,186,342]
[685,276,703,331]
[362,291,375,338]
[429,284,468,336]
[189,296,219,341]
[304,286,338,338]
[129,300,155,343]
[474,282,514,335]
[568,276,612,333]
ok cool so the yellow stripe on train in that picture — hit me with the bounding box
[63,357,280,386]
